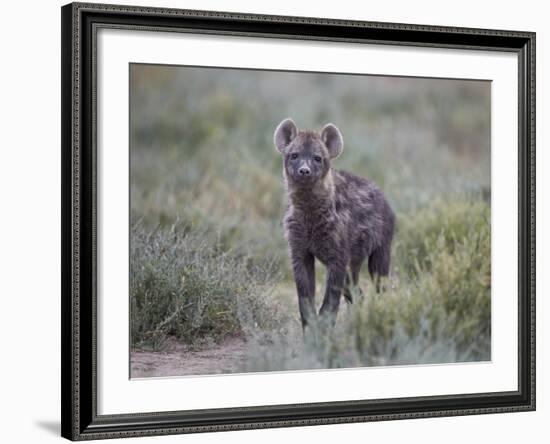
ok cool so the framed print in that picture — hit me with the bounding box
[61,2,536,440]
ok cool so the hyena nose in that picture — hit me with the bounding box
[299,166,311,176]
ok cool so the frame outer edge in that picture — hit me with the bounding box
[72,1,534,38]
[528,32,536,411]
[62,2,83,441]
[61,3,74,440]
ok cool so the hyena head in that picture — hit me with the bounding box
[274,118,343,188]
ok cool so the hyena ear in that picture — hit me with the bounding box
[274,118,298,154]
[321,123,344,159]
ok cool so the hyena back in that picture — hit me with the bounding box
[274,118,395,327]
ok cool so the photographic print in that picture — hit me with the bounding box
[129,64,491,379]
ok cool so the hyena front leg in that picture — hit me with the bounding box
[319,264,347,322]
[291,252,316,328]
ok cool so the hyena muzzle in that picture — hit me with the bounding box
[274,118,395,328]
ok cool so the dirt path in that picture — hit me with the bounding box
[130,336,248,378]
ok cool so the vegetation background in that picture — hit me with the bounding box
[129,63,491,377]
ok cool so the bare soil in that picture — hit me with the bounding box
[130,336,248,378]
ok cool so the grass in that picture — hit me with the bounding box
[130,220,289,350]
[129,64,491,371]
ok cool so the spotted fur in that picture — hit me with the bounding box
[274,118,395,327]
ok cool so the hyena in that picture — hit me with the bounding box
[274,118,395,327]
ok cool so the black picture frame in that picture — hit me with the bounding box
[61,2,536,440]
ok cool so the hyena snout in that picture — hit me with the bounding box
[298,165,311,176]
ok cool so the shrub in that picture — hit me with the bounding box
[394,199,490,275]
[130,220,282,350]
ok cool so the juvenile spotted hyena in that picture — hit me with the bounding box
[274,118,395,327]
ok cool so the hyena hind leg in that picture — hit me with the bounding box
[343,259,364,304]
[368,246,391,293]
[343,273,353,304]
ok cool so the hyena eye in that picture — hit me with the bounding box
[313,155,322,163]
[290,153,299,160]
